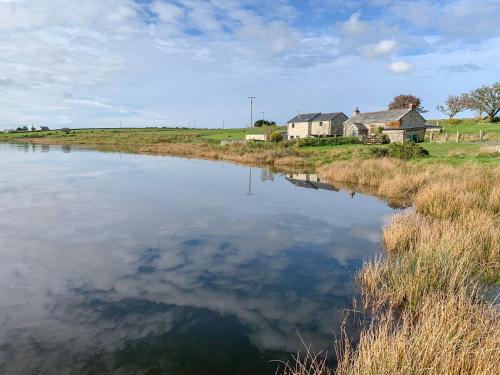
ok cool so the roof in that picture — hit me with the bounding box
[383,126,426,131]
[286,178,339,192]
[313,112,343,121]
[288,113,320,123]
[344,108,412,125]
[347,122,367,130]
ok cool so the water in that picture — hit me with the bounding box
[0,143,394,374]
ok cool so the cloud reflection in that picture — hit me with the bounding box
[0,145,393,374]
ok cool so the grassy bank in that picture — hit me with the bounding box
[1,126,498,167]
[281,159,499,374]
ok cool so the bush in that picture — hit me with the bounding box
[369,142,429,160]
[268,131,283,142]
[388,142,429,159]
[369,147,390,158]
[298,136,361,147]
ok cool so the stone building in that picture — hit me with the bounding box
[287,112,348,140]
[343,104,426,142]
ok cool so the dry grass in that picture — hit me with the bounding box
[135,142,314,167]
[282,159,500,375]
[336,292,500,375]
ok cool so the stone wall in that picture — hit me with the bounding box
[406,128,426,142]
[310,121,330,136]
[383,129,405,143]
[287,121,310,140]
[401,111,426,128]
[332,114,348,135]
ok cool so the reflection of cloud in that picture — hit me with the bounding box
[0,146,393,373]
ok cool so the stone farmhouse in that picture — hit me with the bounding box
[287,112,348,140]
[343,104,426,142]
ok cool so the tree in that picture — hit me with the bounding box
[388,94,427,113]
[436,95,467,119]
[463,82,500,122]
[254,119,276,127]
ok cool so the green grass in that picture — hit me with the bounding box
[427,118,500,136]
[0,126,285,144]
[1,124,498,167]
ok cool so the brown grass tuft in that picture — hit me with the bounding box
[280,159,500,375]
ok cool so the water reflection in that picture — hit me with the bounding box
[0,143,394,374]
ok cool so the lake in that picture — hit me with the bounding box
[0,143,394,374]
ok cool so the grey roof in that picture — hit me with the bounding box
[347,122,367,130]
[344,109,412,125]
[286,178,339,192]
[288,113,321,123]
[313,112,343,121]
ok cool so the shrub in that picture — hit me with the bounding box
[387,142,429,160]
[269,131,284,142]
[369,147,390,158]
[298,137,361,147]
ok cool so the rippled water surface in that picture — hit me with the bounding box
[0,143,394,374]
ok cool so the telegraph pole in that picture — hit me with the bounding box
[248,96,255,130]
[261,112,266,124]
[222,119,225,129]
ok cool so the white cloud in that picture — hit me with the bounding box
[0,0,499,128]
[362,39,397,59]
[151,1,184,24]
[341,12,370,35]
[388,60,412,74]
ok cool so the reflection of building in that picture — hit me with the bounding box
[286,173,338,191]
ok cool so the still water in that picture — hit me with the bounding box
[0,143,394,374]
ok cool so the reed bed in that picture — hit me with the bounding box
[283,159,500,375]
[336,292,500,375]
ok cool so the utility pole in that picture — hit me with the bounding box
[222,119,225,129]
[246,168,254,196]
[261,112,266,125]
[248,96,255,130]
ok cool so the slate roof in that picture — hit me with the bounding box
[344,108,412,125]
[286,178,339,192]
[287,113,321,123]
[347,122,367,130]
[313,112,343,121]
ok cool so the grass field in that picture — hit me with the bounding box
[427,118,500,140]
[1,124,498,167]
[0,125,282,144]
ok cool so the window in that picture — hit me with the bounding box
[290,136,294,139]
[291,123,295,128]
[319,122,323,126]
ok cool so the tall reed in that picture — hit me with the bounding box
[281,159,500,375]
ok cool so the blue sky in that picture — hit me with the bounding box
[0,0,499,129]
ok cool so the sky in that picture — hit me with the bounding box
[0,0,499,129]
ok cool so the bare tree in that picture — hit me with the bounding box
[388,94,427,113]
[463,82,500,122]
[436,95,467,119]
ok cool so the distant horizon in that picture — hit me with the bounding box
[1,0,499,130]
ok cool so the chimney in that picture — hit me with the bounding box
[409,103,416,110]
[353,107,360,117]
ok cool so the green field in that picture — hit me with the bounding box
[1,123,498,167]
[427,118,500,136]
[0,126,283,144]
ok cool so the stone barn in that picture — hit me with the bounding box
[287,112,348,140]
